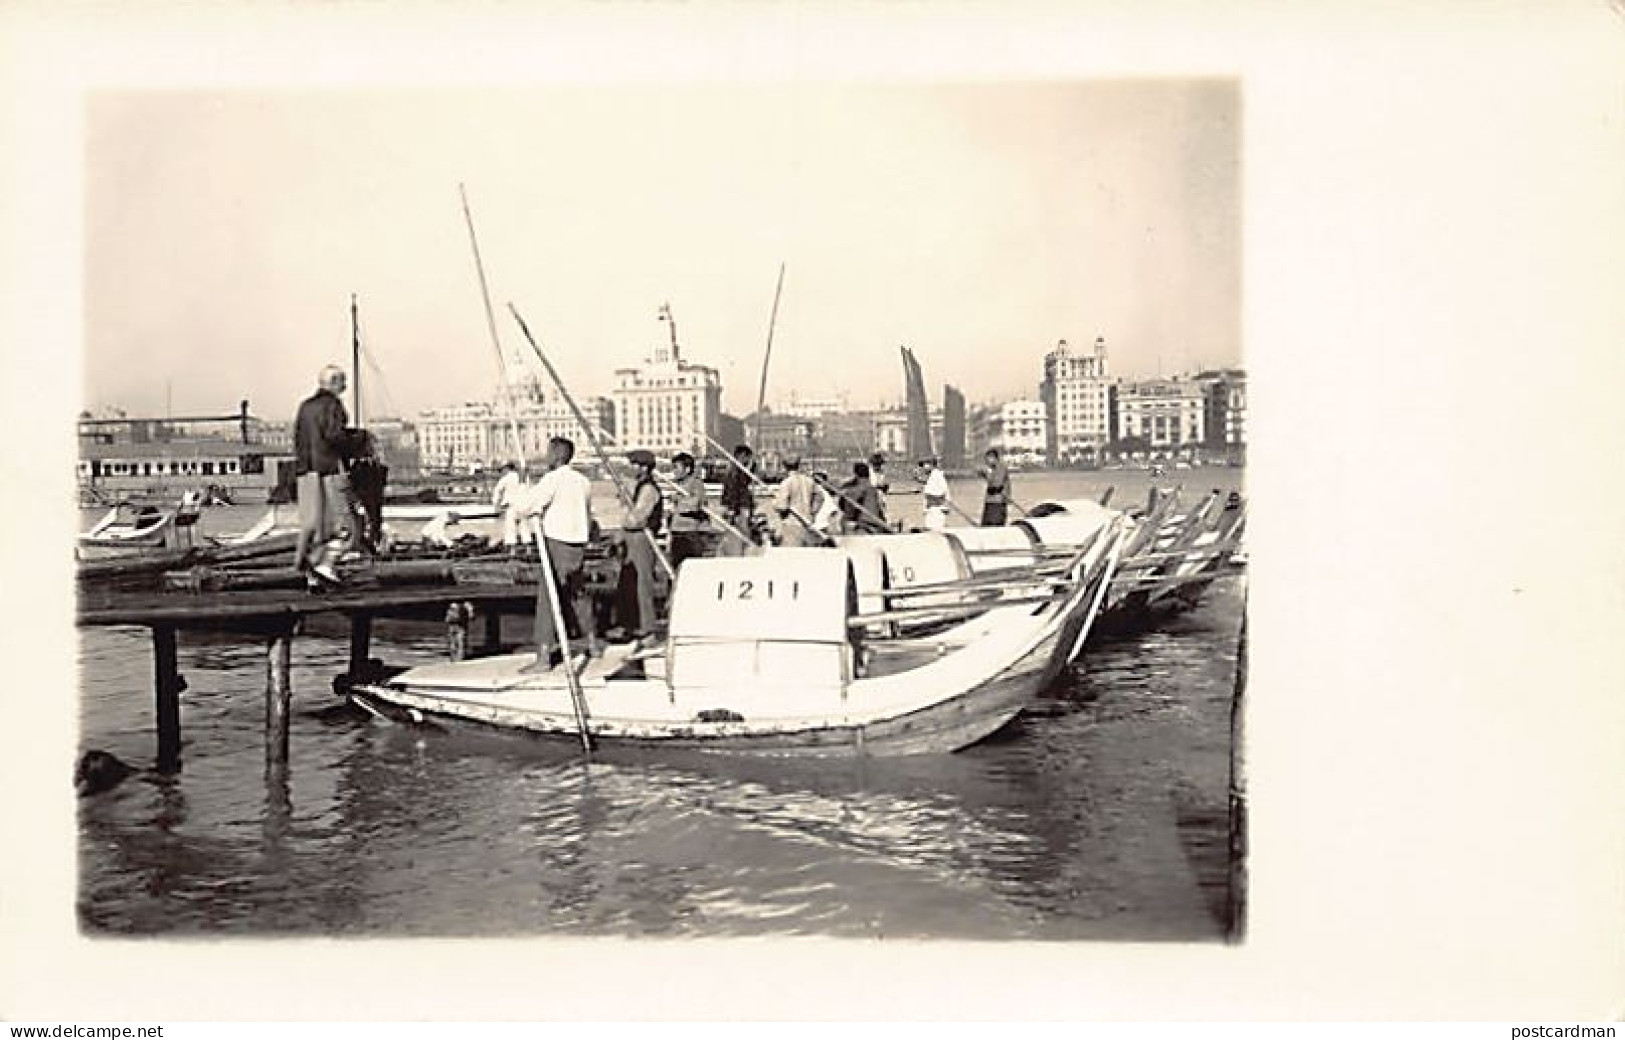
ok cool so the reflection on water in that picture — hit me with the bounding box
[78,470,1245,940]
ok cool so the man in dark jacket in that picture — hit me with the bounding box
[839,461,889,534]
[294,365,351,587]
[718,443,756,556]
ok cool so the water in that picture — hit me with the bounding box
[77,467,1245,939]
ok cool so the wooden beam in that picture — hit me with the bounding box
[152,624,182,774]
[348,611,373,685]
[265,623,293,766]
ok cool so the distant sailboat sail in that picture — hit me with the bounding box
[900,346,935,461]
[942,384,966,470]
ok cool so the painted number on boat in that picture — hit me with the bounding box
[716,579,800,601]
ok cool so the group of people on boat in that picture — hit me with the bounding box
[495,433,1019,672]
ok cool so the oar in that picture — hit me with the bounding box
[528,517,593,754]
[507,304,676,581]
[909,472,978,527]
[700,431,827,545]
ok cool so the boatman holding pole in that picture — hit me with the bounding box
[293,364,351,589]
[773,455,821,547]
[979,448,1010,527]
[719,443,757,556]
[622,450,665,647]
[519,437,600,671]
[666,452,711,571]
[917,456,950,531]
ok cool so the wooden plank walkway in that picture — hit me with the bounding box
[76,574,545,776]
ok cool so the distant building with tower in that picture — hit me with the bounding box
[1040,336,1112,463]
[610,303,724,456]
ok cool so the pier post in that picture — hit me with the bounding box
[152,624,182,774]
[482,608,502,655]
[266,621,294,766]
[445,602,471,662]
[348,611,373,686]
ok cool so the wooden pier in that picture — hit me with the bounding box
[78,578,541,775]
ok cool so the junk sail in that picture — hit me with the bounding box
[942,384,966,470]
[900,346,935,462]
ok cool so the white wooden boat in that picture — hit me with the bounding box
[351,541,1118,757]
[76,496,203,559]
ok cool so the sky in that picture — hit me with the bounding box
[84,81,1239,423]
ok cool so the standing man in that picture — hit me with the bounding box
[979,448,1011,527]
[667,451,711,570]
[294,364,351,589]
[868,452,891,529]
[622,449,664,646]
[917,456,950,532]
[839,461,888,534]
[719,443,757,556]
[773,455,821,547]
[519,437,598,672]
[491,460,524,555]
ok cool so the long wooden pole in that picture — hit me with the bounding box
[700,431,823,543]
[350,293,362,424]
[507,303,675,579]
[532,525,593,754]
[753,262,786,425]
[458,184,527,475]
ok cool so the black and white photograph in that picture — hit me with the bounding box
[3,0,1623,1024]
[73,80,1246,941]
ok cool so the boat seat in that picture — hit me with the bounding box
[1017,499,1116,549]
[947,525,1039,575]
[666,550,858,695]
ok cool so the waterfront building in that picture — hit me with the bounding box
[985,399,1048,466]
[610,304,723,456]
[747,410,817,458]
[815,410,877,458]
[717,413,746,452]
[1040,336,1112,464]
[1195,368,1247,452]
[1114,377,1208,449]
[780,392,848,420]
[416,391,614,471]
[872,407,944,461]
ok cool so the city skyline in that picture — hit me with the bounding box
[84,81,1240,423]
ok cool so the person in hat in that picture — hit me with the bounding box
[979,448,1010,527]
[293,364,351,589]
[917,456,950,531]
[518,437,600,672]
[867,452,890,527]
[772,454,821,547]
[718,443,757,556]
[667,451,711,571]
[621,449,664,645]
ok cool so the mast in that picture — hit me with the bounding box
[458,183,526,473]
[350,293,361,424]
[753,262,786,430]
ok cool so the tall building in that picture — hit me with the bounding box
[611,303,724,456]
[1114,377,1208,449]
[1040,336,1112,463]
[1195,369,1247,452]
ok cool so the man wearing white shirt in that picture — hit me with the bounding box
[918,456,950,531]
[520,437,599,671]
[491,460,523,553]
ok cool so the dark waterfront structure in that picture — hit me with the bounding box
[942,384,966,470]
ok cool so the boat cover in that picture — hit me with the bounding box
[1017,498,1116,547]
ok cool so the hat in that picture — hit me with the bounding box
[782,453,801,467]
[627,449,656,467]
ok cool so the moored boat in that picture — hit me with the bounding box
[351,540,1118,757]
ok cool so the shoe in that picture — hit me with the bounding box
[313,562,343,586]
[569,652,590,674]
[585,642,605,659]
[305,577,325,594]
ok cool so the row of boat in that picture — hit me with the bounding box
[349,491,1246,757]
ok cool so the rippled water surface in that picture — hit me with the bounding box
[78,468,1245,939]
